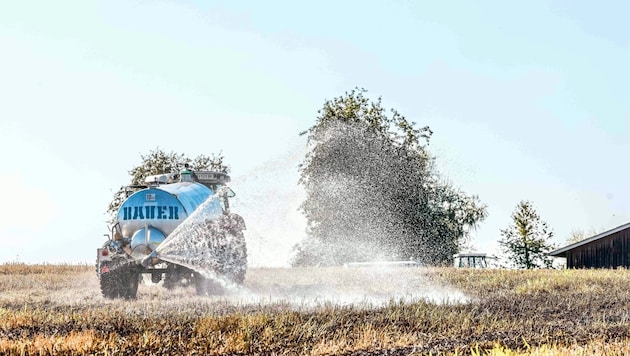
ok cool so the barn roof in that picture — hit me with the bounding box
[549,221,630,257]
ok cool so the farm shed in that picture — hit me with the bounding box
[549,222,630,268]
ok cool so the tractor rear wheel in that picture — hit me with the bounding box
[99,263,139,300]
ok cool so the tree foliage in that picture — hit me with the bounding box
[293,88,487,266]
[565,227,604,245]
[106,148,229,224]
[499,200,556,269]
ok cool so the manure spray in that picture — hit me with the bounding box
[141,131,469,306]
[148,187,239,290]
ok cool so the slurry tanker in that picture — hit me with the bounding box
[96,165,247,299]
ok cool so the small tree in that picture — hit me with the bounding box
[106,148,229,224]
[499,200,556,269]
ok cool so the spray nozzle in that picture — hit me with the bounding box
[141,251,158,267]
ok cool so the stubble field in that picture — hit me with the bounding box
[2,263,630,355]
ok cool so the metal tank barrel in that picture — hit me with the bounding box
[117,181,223,257]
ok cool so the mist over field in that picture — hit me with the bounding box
[12,266,466,309]
[229,141,308,268]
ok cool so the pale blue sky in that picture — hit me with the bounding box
[1,1,628,265]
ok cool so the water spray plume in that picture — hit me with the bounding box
[152,187,246,290]
[132,120,472,305]
[229,141,309,267]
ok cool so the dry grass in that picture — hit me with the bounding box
[2,264,630,355]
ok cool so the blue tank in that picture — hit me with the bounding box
[117,181,224,257]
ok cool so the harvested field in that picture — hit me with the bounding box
[2,264,630,355]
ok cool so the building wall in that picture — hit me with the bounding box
[566,229,630,268]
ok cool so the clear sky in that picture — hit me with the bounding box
[1,1,628,266]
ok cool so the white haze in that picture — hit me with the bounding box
[34,267,468,310]
[136,266,469,308]
[230,141,309,267]
[224,267,469,308]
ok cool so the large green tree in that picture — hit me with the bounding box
[293,88,487,266]
[106,148,229,224]
[499,200,556,269]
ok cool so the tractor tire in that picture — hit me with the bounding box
[99,266,120,299]
[99,263,139,300]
